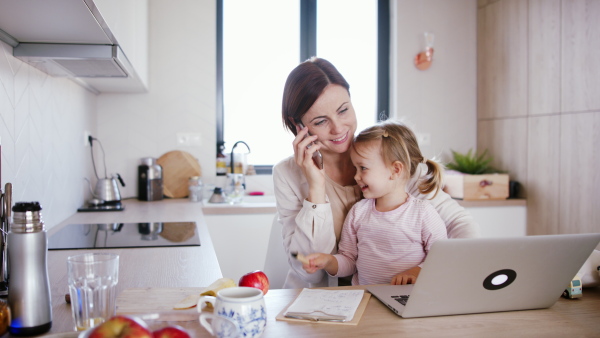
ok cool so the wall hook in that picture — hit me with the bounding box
[415,32,435,71]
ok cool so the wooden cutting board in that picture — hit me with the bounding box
[157,151,202,198]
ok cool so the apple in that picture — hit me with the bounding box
[89,316,152,338]
[239,270,270,295]
[152,326,190,338]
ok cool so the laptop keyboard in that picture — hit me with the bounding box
[391,295,410,305]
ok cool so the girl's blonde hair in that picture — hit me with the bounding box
[352,120,444,199]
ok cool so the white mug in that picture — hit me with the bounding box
[199,313,240,338]
[198,287,267,338]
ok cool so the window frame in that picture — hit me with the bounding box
[216,0,390,174]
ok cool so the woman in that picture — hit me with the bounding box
[273,57,479,288]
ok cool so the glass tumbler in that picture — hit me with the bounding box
[67,253,119,331]
[188,176,204,202]
[224,173,245,204]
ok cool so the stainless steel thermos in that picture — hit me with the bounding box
[138,157,163,201]
[8,202,52,336]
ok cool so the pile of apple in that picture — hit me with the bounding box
[89,271,270,337]
[88,316,190,338]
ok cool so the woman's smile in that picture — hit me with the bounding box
[330,132,349,145]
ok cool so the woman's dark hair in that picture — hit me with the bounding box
[281,57,350,135]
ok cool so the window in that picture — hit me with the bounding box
[218,0,389,173]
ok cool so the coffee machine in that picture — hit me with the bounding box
[138,157,163,201]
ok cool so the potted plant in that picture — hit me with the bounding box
[443,149,509,200]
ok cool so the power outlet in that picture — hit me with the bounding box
[83,131,91,146]
[177,132,202,146]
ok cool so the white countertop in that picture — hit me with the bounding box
[45,198,222,334]
[201,194,277,215]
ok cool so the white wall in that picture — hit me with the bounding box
[97,0,218,200]
[0,40,97,228]
[98,0,477,199]
[0,1,477,228]
[391,0,477,161]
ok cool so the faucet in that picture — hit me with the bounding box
[230,141,251,174]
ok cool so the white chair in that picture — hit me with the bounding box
[263,215,290,289]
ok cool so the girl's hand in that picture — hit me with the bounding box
[391,266,421,285]
[302,253,336,275]
[292,126,326,203]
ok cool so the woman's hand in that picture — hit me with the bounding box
[391,266,421,285]
[292,126,326,203]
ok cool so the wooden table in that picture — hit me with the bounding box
[111,285,600,338]
[39,199,223,335]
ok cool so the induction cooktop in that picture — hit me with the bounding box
[48,222,200,250]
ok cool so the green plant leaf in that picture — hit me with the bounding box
[446,148,496,174]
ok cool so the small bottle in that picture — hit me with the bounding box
[188,176,204,203]
[8,202,52,336]
[216,143,227,176]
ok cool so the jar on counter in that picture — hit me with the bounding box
[188,176,203,202]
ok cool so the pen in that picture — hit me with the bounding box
[284,313,347,322]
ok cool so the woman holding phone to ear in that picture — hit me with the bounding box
[273,57,480,288]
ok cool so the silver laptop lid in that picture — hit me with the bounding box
[371,233,600,318]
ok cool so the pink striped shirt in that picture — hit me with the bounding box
[333,194,447,285]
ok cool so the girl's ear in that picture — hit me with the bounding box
[390,161,404,179]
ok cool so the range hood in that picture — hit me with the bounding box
[0,0,148,93]
[13,43,129,78]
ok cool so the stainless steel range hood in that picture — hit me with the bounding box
[13,43,128,78]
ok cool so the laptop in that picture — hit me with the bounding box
[367,233,600,318]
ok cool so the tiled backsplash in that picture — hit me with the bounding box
[0,40,97,229]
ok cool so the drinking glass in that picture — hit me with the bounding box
[67,253,119,331]
[224,173,245,204]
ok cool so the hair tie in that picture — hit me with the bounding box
[422,157,427,164]
[382,131,389,138]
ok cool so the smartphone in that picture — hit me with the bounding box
[297,122,324,169]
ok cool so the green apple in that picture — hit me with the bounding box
[89,316,152,338]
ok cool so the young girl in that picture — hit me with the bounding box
[303,120,448,285]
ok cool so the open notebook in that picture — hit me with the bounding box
[283,288,365,322]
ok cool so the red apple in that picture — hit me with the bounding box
[239,270,270,295]
[152,326,190,338]
[89,316,152,338]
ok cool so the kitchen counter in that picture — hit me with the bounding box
[201,195,277,215]
[116,285,600,337]
[200,195,526,215]
[42,199,222,334]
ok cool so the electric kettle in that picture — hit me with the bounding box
[86,174,125,204]
[84,136,126,205]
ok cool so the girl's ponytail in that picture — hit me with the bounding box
[418,158,444,199]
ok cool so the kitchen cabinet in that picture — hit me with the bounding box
[0,0,148,93]
[461,199,527,237]
[204,213,275,283]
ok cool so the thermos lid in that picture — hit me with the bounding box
[11,201,44,233]
[12,201,42,212]
[140,157,157,166]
